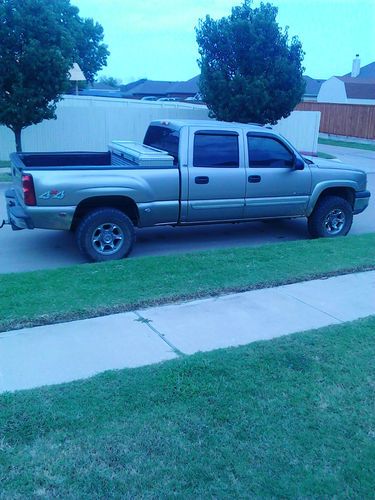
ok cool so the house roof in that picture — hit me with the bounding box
[303,75,325,96]
[121,79,177,97]
[120,76,200,97]
[337,76,375,99]
[169,75,200,94]
[120,79,147,92]
[343,61,375,79]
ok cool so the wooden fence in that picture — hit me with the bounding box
[296,102,375,139]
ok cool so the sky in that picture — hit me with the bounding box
[72,0,375,83]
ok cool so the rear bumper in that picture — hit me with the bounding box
[353,190,371,215]
[5,188,34,230]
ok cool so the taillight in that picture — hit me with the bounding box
[22,174,36,206]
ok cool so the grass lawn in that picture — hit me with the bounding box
[0,172,11,182]
[318,138,375,151]
[1,316,374,497]
[0,160,11,182]
[1,233,374,332]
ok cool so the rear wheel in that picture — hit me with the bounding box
[308,196,353,238]
[76,208,135,262]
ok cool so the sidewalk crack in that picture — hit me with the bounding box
[134,312,185,357]
[280,290,344,323]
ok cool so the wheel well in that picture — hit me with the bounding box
[71,196,139,230]
[316,187,355,208]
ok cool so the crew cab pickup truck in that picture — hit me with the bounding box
[3,119,371,262]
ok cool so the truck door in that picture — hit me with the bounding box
[245,133,312,218]
[186,129,246,222]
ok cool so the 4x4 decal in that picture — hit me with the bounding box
[39,190,65,200]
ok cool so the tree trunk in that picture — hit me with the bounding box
[14,128,23,152]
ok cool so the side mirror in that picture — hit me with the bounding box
[294,157,305,170]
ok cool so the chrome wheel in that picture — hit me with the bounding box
[324,209,346,235]
[91,222,124,255]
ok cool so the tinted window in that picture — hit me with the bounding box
[144,126,179,165]
[248,136,294,168]
[194,133,239,168]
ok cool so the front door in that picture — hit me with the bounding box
[187,129,246,222]
[245,133,312,218]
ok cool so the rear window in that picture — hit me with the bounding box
[144,126,180,165]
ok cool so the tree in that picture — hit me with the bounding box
[195,0,305,124]
[0,0,109,152]
[73,18,109,84]
[98,76,122,88]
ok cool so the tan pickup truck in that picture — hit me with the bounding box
[3,119,370,261]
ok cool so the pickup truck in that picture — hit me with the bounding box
[3,119,371,262]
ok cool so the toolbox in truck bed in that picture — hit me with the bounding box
[109,141,174,168]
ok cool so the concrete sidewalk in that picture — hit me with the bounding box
[1,271,374,393]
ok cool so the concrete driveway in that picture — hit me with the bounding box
[318,143,375,174]
[0,144,374,274]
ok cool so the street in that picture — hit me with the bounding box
[1,144,374,274]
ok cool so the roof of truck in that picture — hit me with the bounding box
[150,119,275,133]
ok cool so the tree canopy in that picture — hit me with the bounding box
[98,76,122,88]
[0,0,109,151]
[196,0,305,124]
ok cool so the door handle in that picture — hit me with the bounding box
[248,175,261,183]
[195,176,209,184]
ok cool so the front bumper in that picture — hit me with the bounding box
[5,188,34,230]
[353,190,371,215]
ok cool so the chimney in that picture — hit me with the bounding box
[351,54,360,78]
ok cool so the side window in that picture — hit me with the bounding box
[248,136,294,168]
[193,132,239,168]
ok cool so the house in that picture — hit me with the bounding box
[167,76,201,99]
[79,82,123,99]
[317,56,375,105]
[120,76,201,100]
[343,59,375,79]
[302,76,326,102]
[121,74,325,102]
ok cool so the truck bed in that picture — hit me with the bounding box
[13,142,175,171]
[17,152,111,168]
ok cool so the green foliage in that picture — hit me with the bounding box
[318,138,375,151]
[0,0,109,151]
[196,0,305,124]
[98,76,122,88]
[73,17,109,84]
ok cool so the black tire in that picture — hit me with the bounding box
[307,196,353,238]
[76,208,135,262]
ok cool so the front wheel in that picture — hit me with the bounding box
[76,208,135,262]
[307,196,353,238]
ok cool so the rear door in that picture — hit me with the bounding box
[186,128,246,222]
[245,133,311,218]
